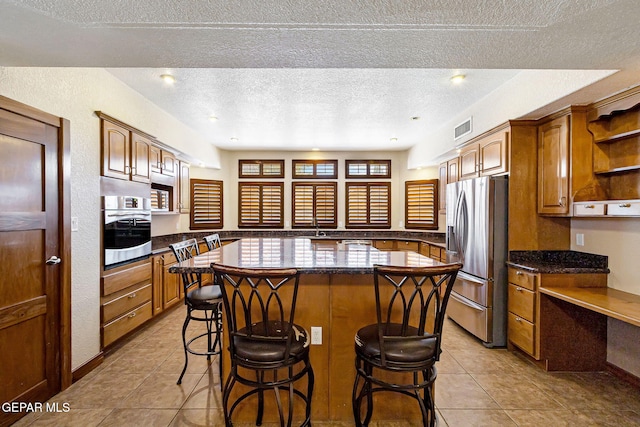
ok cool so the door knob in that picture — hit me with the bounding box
[46,256,61,265]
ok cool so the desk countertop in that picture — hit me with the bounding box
[507,250,610,274]
[169,237,443,275]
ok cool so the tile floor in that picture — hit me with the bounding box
[13,305,640,426]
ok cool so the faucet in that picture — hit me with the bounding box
[314,218,326,237]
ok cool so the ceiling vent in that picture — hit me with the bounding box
[454,117,472,140]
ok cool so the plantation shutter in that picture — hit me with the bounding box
[190,179,223,229]
[346,182,390,228]
[239,182,284,227]
[292,182,337,227]
[405,180,438,229]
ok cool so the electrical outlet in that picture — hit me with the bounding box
[311,326,322,345]
[576,233,585,246]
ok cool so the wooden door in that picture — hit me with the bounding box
[102,120,131,181]
[438,162,447,214]
[130,132,152,184]
[0,98,69,426]
[538,115,570,215]
[163,261,181,309]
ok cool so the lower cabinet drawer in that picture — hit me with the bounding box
[508,283,535,323]
[430,245,443,261]
[398,241,420,252]
[508,312,536,357]
[102,283,152,324]
[374,240,395,250]
[607,200,640,216]
[103,301,152,347]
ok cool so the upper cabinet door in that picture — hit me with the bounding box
[479,131,509,176]
[149,145,162,174]
[161,151,177,177]
[130,132,152,184]
[459,144,479,180]
[538,115,570,215]
[102,120,131,181]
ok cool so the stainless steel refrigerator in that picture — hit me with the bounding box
[445,176,508,347]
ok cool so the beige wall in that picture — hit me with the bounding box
[1,67,221,369]
[152,150,441,236]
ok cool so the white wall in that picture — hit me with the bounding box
[0,67,221,369]
[153,150,442,236]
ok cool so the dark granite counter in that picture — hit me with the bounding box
[169,237,444,275]
[153,230,445,254]
[507,250,609,274]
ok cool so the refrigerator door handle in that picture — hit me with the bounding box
[455,192,468,260]
[451,292,485,312]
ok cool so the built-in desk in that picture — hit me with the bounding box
[539,286,640,328]
[170,237,445,423]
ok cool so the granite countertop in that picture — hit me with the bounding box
[153,230,445,254]
[507,250,610,274]
[169,237,445,275]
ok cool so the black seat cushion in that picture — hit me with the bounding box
[355,323,438,364]
[186,284,222,308]
[233,321,309,363]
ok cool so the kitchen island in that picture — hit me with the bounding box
[170,237,445,423]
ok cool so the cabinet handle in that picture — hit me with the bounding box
[516,271,523,276]
[585,205,595,209]
[516,287,523,292]
[559,197,566,207]
[619,203,631,208]
[515,317,522,322]
[128,312,137,318]
[125,166,131,174]
[128,293,137,299]
[131,166,136,175]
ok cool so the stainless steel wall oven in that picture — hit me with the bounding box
[103,195,152,268]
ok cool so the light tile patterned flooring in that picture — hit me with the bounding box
[14,305,640,426]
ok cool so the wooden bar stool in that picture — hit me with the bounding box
[213,264,314,427]
[352,263,462,427]
[169,238,224,386]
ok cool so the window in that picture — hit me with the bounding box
[292,182,337,228]
[405,180,439,230]
[346,182,391,228]
[345,160,391,179]
[238,182,284,228]
[239,160,284,178]
[292,160,338,179]
[190,179,223,229]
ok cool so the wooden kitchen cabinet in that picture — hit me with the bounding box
[162,251,182,309]
[151,145,177,186]
[457,124,510,180]
[438,157,459,214]
[100,259,153,347]
[100,116,152,184]
[507,266,609,370]
[507,267,539,358]
[152,254,164,315]
[537,115,570,215]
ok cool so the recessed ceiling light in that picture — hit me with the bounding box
[450,74,466,84]
[230,137,238,142]
[160,74,176,84]
[311,148,320,151]
[209,115,218,122]
[411,116,420,121]
[390,137,398,143]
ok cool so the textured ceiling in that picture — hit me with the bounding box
[2,0,640,151]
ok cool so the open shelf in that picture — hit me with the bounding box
[594,164,640,175]
[593,128,640,144]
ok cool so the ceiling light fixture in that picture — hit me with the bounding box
[450,74,466,84]
[411,116,420,121]
[230,137,238,142]
[311,148,320,151]
[160,74,176,84]
[209,115,218,122]
[390,137,398,143]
